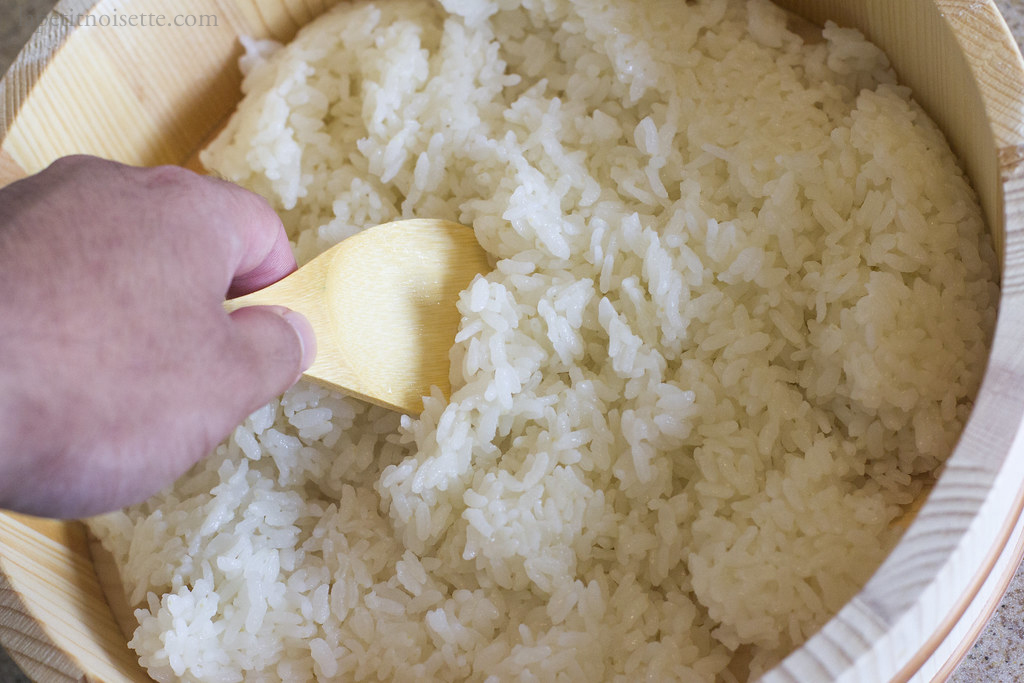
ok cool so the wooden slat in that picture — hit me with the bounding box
[0,514,147,682]
[0,147,27,188]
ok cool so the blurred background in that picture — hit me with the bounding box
[2,1,1024,682]
[0,0,52,71]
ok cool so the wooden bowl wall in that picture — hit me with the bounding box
[2,1,1024,681]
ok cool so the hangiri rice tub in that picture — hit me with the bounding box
[88,0,999,680]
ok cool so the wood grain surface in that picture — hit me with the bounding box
[224,219,492,414]
[0,1,1022,682]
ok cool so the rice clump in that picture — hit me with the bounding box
[89,0,999,680]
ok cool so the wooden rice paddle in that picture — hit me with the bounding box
[224,219,491,414]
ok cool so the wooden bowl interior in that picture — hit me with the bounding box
[1,1,1023,681]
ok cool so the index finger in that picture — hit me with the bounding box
[134,165,297,298]
[226,218,297,298]
[187,172,297,298]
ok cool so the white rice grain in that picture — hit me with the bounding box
[89,0,999,681]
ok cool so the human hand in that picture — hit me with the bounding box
[0,155,315,518]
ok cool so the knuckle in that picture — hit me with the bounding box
[140,163,199,190]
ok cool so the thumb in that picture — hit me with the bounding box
[225,305,317,410]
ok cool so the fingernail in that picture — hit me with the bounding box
[274,307,317,375]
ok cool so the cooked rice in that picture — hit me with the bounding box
[89,0,999,680]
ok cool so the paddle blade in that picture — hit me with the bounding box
[321,219,491,414]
